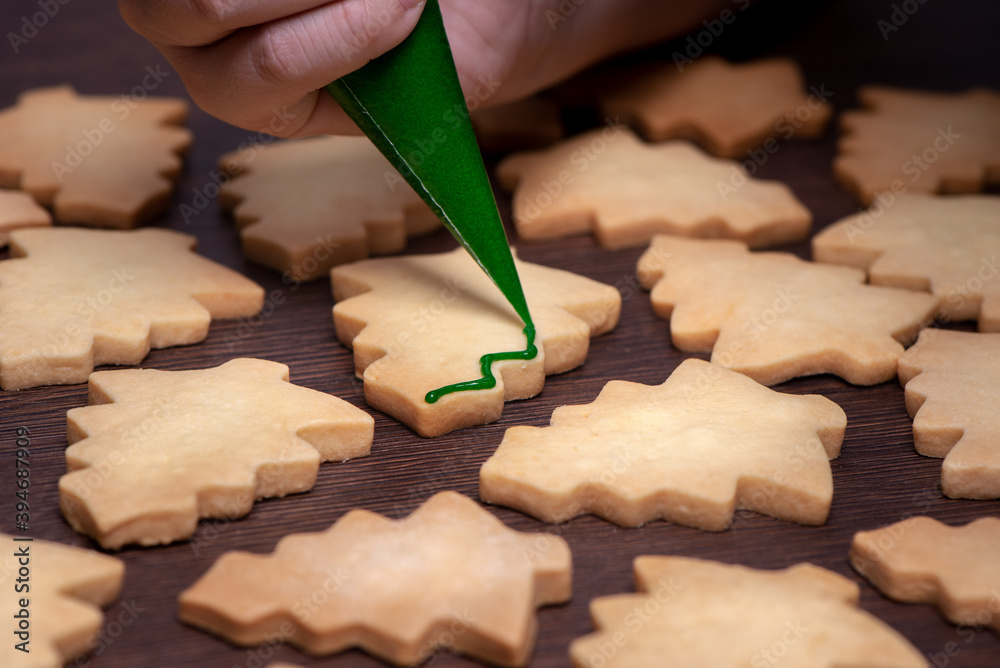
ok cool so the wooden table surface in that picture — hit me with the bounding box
[2,1,999,666]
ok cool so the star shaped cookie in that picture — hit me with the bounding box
[0,85,192,227]
[600,56,831,157]
[851,516,1000,633]
[0,227,264,390]
[0,534,124,668]
[60,358,374,549]
[497,128,811,248]
[179,491,572,667]
[814,193,1000,331]
[0,189,50,246]
[897,329,1000,499]
[835,86,1000,205]
[570,556,925,668]
[332,247,620,436]
[218,135,439,283]
[638,236,938,385]
[480,359,846,531]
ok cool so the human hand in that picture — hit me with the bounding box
[119,0,734,137]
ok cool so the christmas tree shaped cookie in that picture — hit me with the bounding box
[851,516,1000,633]
[600,56,831,157]
[497,128,811,248]
[179,491,571,667]
[897,329,1000,499]
[481,359,846,530]
[0,85,191,226]
[570,556,925,667]
[218,135,439,282]
[0,227,264,390]
[60,358,374,549]
[814,193,1000,331]
[835,86,1000,205]
[1,534,124,668]
[332,247,620,436]
[638,236,938,385]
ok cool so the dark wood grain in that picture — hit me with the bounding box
[2,1,1000,666]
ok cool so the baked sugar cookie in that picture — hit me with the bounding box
[180,491,571,667]
[601,56,831,157]
[0,85,191,227]
[851,516,1000,632]
[480,359,845,530]
[897,329,1000,498]
[570,556,925,668]
[497,128,810,248]
[60,358,374,549]
[0,227,263,390]
[332,247,620,436]
[814,193,1000,331]
[219,135,439,283]
[639,236,938,385]
[835,86,1000,205]
[0,534,124,668]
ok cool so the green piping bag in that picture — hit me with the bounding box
[325,0,537,404]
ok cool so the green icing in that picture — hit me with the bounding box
[424,324,538,404]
